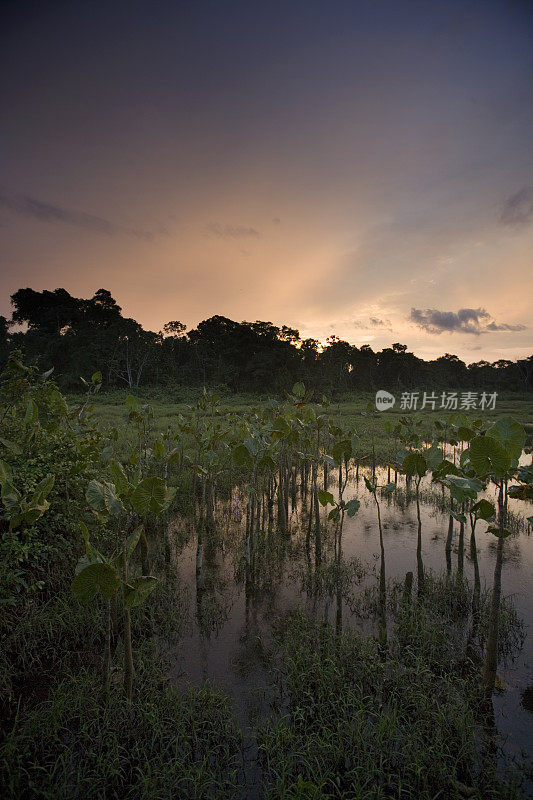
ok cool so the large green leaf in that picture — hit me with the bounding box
[49,389,68,417]
[446,474,481,503]
[24,399,38,425]
[124,575,159,609]
[0,459,13,483]
[71,562,120,601]
[292,382,305,398]
[102,482,124,517]
[1,479,21,509]
[86,480,106,513]
[29,474,55,506]
[332,440,352,464]
[345,498,361,517]
[487,416,526,461]
[364,476,376,494]
[317,490,335,507]
[508,484,533,500]
[109,460,130,496]
[0,438,22,455]
[468,435,511,479]
[471,499,495,521]
[125,525,144,559]
[160,486,177,512]
[424,442,442,470]
[487,526,513,539]
[233,444,253,468]
[130,477,167,515]
[402,452,427,478]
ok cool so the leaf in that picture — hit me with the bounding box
[345,498,361,517]
[487,416,526,461]
[451,511,467,524]
[153,439,166,459]
[100,445,113,463]
[272,417,290,436]
[86,480,106,513]
[71,562,120,602]
[91,371,102,384]
[125,395,139,412]
[130,476,167,516]
[1,479,21,509]
[29,474,55,506]
[160,486,177,512]
[125,525,144,560]
[456,426,475,441]
[528,516,533,526]
[328,506,341,522]
[109,460,130,496]
[381,482,396,496]
[317,490,335,507]
[167,447,181,465]
[124,575,159,609]
[292,382,305,398]
[402,452,427,478]
[486,526,513,539]
[446,475,482,503]
[507,484,533,500]
[432,459,461,479]
[364,476,376,494]
[468,436,511,479]
[0,438,22,455]
[24,399,38,426]
[471,499,496,521]
[332,440,352,464]
[101,482,123,517]
[233,444,253,468]
[0,459,13,483]
[49,389,68,416]
[424,442,442,470]
[80,522,98,560]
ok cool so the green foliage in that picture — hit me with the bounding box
[468,435,511,479]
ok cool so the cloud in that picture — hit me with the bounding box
[205,222,260,240]
[353,317,392,330]
[0,189,155,240]
[500,187,533,228]
[486,321,526,332]
[410,307,526,336]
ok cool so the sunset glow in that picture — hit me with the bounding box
[1,0,532,361]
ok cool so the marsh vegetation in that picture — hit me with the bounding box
[1,354,532,799]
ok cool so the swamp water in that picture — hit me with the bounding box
[165,464,533,793]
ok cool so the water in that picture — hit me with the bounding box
[167,462,533,787]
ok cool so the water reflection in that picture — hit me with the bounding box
[168,462,533,766]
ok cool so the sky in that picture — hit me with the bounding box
[1,0,532,362]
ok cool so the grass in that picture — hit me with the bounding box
[70,387,533,466]
[259,575,526,800]
[1,569,527,799]
[1,669,243,800]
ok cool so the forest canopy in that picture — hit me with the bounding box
[1,287,531,393]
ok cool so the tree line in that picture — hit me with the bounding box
[1,287,531,394]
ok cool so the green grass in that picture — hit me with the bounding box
[71,387,533,465]
[3,572,525,799]
[258,574,526,800]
